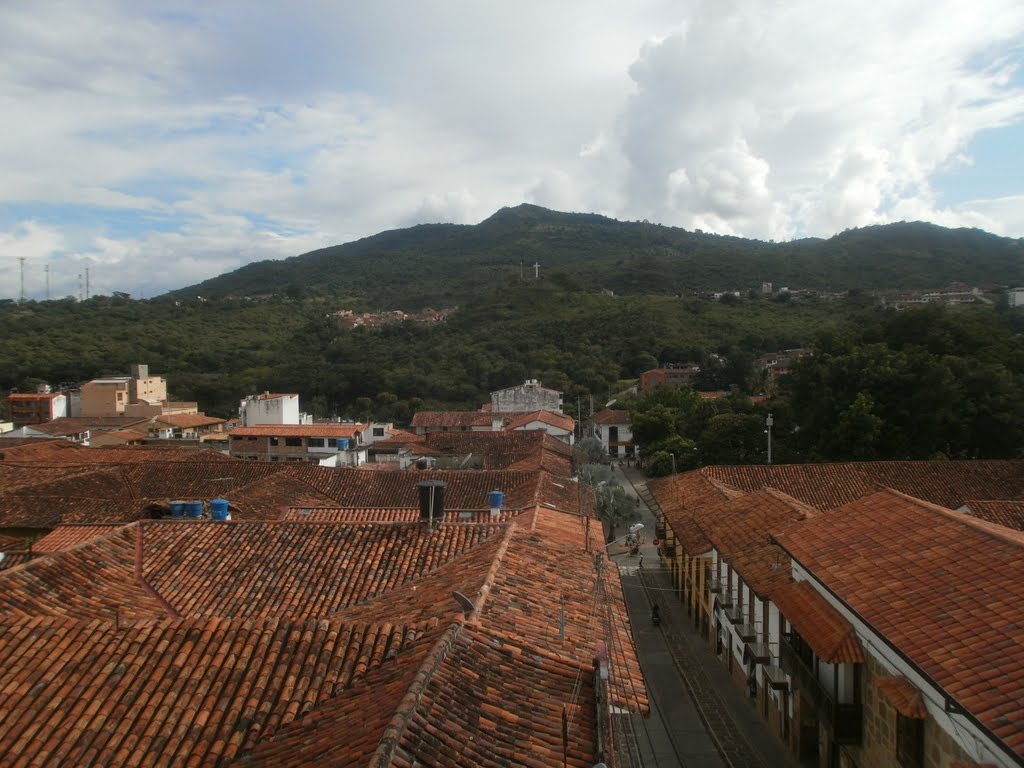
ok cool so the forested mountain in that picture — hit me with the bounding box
[169,205,1024,308]
[3,205,1024,452]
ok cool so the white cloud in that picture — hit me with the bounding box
[1,0,1022,298]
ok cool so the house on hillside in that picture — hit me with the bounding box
[638,364,701,393]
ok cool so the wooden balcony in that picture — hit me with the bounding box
[780,634,862,744]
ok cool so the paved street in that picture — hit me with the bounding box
[610,462,797,768]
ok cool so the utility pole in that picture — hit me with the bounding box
[45,263,50,300]
[533,262,540,279]
[18,257,26,303]
[85,267,90,300]
[766,413,774,465]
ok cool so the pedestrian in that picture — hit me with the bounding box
[639,553,644,568]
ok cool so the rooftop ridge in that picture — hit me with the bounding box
[467,520,517,623]
[879,487,1024,547]
[134,525,180,618]
[761,486,821,517]
[366,620,465,768]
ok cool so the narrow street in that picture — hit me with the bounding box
[610,462,797,768]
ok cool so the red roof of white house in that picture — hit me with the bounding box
[230,424,363,438]
[591,409,631,425]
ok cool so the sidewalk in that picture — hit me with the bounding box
[609,461,797,768]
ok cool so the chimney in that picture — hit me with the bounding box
[418,480,447,524]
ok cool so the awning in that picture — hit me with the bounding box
[877,675,928,719]
[773,580,864,664]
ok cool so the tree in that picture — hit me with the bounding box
[698,413,767,465]
[574,437,607,465]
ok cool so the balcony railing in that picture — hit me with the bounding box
[780,635,862,744]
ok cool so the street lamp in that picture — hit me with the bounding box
[669,452,677,475]
[765,413,774,465]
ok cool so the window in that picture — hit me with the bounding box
[285,437,302,447]
[269,437,279,446]
[896,714,923,768]
[307,438,325,448]
[327,438,337,448]
[373,427,385,437]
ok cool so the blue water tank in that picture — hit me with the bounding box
[210,498,230,520]
[488,490,504,510]
[337,438,350,450]
[169,500,186,518]
[185,500,203,519]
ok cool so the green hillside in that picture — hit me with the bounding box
[169,205,1024,308]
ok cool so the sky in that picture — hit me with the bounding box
[2,0,1023,301]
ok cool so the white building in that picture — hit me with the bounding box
[239,393,310,426]
[490,379,563,414]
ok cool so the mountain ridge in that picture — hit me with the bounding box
[167,205,1024,308]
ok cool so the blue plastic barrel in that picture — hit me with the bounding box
[185,500,203,519]
[488,490,504,510]
[210,498,230,520]
[169,500,186,518]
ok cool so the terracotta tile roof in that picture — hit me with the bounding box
[410,411,496,428]
[6,392,62,401]
[703,460,1024,511]
[961,500,1024,531]
[0,534,25,551]
[0,614,438,767]
[647,471,744,554]
[371,428,424,446]
[704,488,816,597]
[152,413,226,428]
[771,580,864,663]
[30,523,129,552]
[420,430,569,471]
[282,507,521,523]
[0,440,235,465]
[477,507,647,717]
[88,428,149,446]
[29,416,151,435]
[0,437,69,452]
[775,489,1024,759]
[877,675,928,719]
[229,424,363,438]
[0,503,646,767]
[503,409,575,432]
[0,521,508,622]
[0,551,32,571]
[591,408,631,425]
[232,621,450,767]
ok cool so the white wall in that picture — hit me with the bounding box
[240,394,300,425]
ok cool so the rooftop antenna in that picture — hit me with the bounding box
[18,257,26,303]
[78,273,83,302]
[85,267,90,300]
